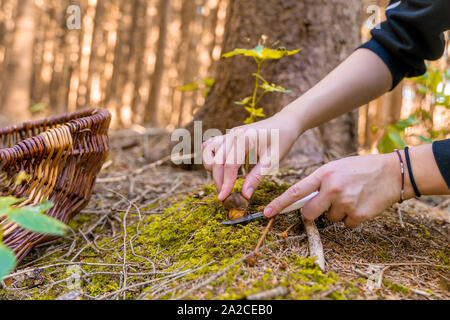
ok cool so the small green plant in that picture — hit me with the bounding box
[179,78,216,98]
[222,40,300,124]
[377,114,420,153]
[413,67,450,108]
[377,66,449,153]
[29,103,46,114]
[0,197,68,280]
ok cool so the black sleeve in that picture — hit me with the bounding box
[359,0,450,90]
[433,140,450,189]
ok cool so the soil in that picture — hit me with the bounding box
[1,131,448,300]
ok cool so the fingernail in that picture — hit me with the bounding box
[245,187,254,198]
[264,207,273,217]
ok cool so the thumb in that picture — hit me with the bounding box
[265,172,321,218]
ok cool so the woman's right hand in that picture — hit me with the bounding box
[202,112,303,202]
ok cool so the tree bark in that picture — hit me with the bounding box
[145,0,171,126]
[184,0,363,165]
[1,0,35,124]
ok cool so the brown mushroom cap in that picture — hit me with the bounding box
[223,193,249,211]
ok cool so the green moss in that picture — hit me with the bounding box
[217,256,353,300]
[3,179,360,300]
[383,280,409,294]
[416,224,432,239]
[433,250,449,266]
[377,250,389,262]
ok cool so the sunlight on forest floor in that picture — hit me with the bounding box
[1,134,448,300]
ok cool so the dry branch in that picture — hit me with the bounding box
[302,217,326,272]
[246,286,289,300]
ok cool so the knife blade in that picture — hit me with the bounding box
[220,191,319,226]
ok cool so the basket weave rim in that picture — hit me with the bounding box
[0,108,111,162]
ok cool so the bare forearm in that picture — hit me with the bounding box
[280,48,393,134]
[396,144,450,198]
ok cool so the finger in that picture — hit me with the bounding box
[242,162,264,199]
[217,131,247,200]
[325,205,347,223]
[265,172,321,218]
[212,143,227,194]
[202,136,223,172]
[242,150,272,199]
[344,216,362,229]
[218,163,240,201]
[302,192,332,221]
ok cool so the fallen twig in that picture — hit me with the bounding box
[96,154,193,184]
[245,286,289,300]
[281,221,300,238]
[255,218,275,253]
[302,217,326,272]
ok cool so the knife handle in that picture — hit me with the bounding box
[280,191,319,214]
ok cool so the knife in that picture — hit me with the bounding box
[220,191,319,226]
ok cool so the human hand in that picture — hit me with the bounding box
[202,112,302,202]
[264,153,404,228]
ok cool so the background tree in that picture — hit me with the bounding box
[186,0,363,163]
[1,0,34,124]
[145,0,171,126]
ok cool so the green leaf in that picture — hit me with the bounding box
[5,201,68,236]
[388,130,407,149]
[14,171,30,186]
[244,107,265,119]
[415,135,433,143]
[260,83,291,93]
[395,115,419,130]
[179,82,198,92]
[244,107,255,114]
[414,109,432,121]
[416,84,428,95]
[244,117,254,125]
[252,73,267,83]
[0,244,16,280]
[253,108,266,118]
[444,69,450,81]
[235,97,251,106]
[260,47,300,60]
[371,126,379,134]
[29,103,45,114]
[201,78,215,87]
[0,197,24,210]
[222,46,300,62]
[378,126,407,154]
[428,69,443,94]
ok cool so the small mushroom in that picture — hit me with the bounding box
[223,193,249,220]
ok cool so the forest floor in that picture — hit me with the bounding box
[1,131,449,300]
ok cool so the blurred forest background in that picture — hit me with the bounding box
[0,0,448,158]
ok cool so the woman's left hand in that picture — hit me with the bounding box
[264,153,405,228]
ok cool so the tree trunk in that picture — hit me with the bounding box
[1,0,35,124]
[145,0,171,126]
[184,0,363,165]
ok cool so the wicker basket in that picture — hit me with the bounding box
[0,108,111,263]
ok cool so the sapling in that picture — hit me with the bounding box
[222,39,300,175]
[179,78,215,98]
[222,40,300,124]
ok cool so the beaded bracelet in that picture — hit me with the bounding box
[394,149,405,203]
